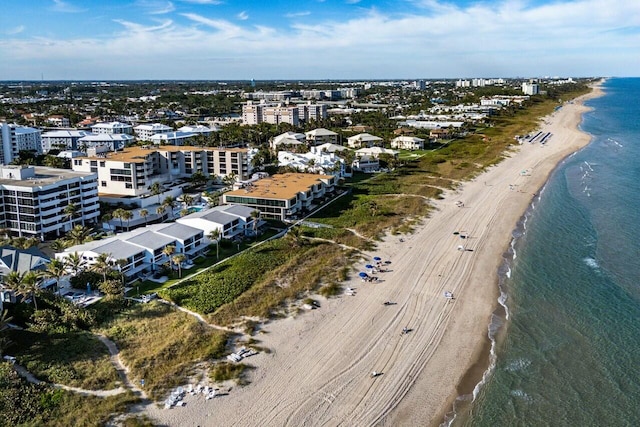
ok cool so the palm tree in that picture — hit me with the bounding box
[112,208,126,231]
[50,238,69,252]
[66,225,91,246]
[0,309,13,333]
[90,253,113,283]
[162,244,175,267]
[180,208,189,218]
[182,194,194,209]
[149,182,163,205]
[0,309,13,357]
[163,196,177,219]
[63,203,79,232]
[286,226,304,248]
[13,271,41,310]
[156,204,167,221]
[250,210,261,241]
[222,172,237,188]
[64,252,85,276]
[172,253,186,278]
[139,209,149,226]
[208,228,221,260]
[41,259,67,294]
[120,209,134,231]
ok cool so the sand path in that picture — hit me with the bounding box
[145,85,602,426]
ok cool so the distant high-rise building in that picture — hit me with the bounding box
[0,122,42,165]
[522,81,540,95]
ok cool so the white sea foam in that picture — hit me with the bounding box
[505,358,531,372]
[584,257,600,270]
[505,267,511,279]
[510,389,533,402]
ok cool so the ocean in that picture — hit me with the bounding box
[457,78,640,426]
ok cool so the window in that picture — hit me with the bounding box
[101,181,107,187]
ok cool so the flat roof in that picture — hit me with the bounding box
[77,145,248,163]
[225,173,333,201]
[0,166,95,188]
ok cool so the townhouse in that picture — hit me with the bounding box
[56,222,206,279]
[177,204,259,240]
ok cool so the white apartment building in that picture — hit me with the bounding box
[41,130,90,153]
[263,104,299,126]
[522,81,540,95]
[0,165,100,239]
[150,131,198,146]
[1,123,42,164]
[178,125,219,136]
[71,145,251,198]
[242,101,264,125]
[133,123,173,142]
[78,134,134,152]
[46,115,70,127]
[91,121,134,135]
[298,102,328,122]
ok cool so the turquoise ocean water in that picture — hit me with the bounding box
[457,78,640,426]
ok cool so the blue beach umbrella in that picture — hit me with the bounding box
[359,272,368,278]
[365,264,374,269]
[373,256,382,261]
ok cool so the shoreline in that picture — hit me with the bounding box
[428,81,606,427]
[144,82,605,427]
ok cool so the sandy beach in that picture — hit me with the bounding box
[145,84,603,427]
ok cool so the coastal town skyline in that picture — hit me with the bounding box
[1,0,637,80]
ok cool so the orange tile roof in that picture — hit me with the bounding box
[226,173,332,200]
[78,145,248,163]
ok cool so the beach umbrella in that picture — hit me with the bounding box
[365,264,374,269]
[453,231,460,235]
[359,272,368,278]
[373,256,382,261]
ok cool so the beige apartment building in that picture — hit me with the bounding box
[71,145,251,197]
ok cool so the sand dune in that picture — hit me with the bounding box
[146,84,603,427]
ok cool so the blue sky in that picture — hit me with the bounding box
[0,0,638,80]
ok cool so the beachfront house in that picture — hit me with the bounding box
[346,133,384,148]
[390,136,425,150]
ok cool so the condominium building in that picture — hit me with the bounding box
[522,81,540,95]
[0,165,100,239]
[46,115,70,127]
[41,130,90,153]
[297,102,328,122]
[77,133,134,152]
[1,123,42,164]
[91,121,134,135]
[150,131,198,146]
[71,145,251,198]
[222,172,337,221]
[133,123,173,141]
[242,101,300,126]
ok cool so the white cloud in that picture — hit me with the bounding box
[50,0,86,13]
[237,11,249,21]
[178,0,222,4]
[136,0,176,15]
[6,25,25,35]
[285,11,311,18]
[4,0,640,79]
